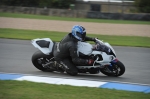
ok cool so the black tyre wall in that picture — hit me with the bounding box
[31,50,53,71]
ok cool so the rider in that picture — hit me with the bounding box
[52,25,96,76]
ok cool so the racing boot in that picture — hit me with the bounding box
[42,61,57,71]
[52,61,65,73]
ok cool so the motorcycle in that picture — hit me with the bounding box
[31,38,125,77]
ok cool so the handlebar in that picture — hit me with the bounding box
[95,38,104,45]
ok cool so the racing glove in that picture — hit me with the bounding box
[87,59,94,65]
[93,38,99,43]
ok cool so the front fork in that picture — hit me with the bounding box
[107,58,119,71]
[111,58,118,64]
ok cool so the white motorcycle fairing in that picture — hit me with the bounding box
[31,38,54,55]
[77,41,93,56]
[31,38,125,76]
[31,38,116,67]
[77,41,116,69]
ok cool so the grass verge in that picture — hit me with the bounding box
[0,28,150,47]
[0,12,150,25]
[0,80,149,99]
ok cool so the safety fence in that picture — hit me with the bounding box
[0,6,149,21]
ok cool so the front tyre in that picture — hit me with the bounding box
[100,61,125,77]
[32,50,54,72]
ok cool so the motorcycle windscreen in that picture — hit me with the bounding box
[95,44,111,54]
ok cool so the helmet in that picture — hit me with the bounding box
[71,25,86,41]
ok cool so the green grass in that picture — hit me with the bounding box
[0,28,150,47]
[0,80,149,99]
[0,12,150,25]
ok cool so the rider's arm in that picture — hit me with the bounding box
[84,36,96,42]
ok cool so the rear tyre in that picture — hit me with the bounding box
[32,50,54,72]
[100,61,125,77]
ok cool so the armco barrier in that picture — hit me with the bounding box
[87,11,150,21]
[0,73,150,93]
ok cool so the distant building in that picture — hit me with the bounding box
[75,0,135,13]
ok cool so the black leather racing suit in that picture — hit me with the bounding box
[53,33,95,75]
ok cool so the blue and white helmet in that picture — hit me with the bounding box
[71,25,86,41]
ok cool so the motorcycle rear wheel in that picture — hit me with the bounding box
[32,50,54,72]
[100,61,125,77]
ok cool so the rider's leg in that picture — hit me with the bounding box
[49,58,78,76]
[60,58,78,76]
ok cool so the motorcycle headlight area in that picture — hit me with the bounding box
[109,56,114,61]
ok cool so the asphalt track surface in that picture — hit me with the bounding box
[0,38,150,85]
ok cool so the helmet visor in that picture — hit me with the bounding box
[76,32,86,41]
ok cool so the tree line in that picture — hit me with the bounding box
[134,0,150,13]
[0,0,75,9]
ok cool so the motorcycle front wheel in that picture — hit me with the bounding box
[100,61,125,77]
[32,50,54,72]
